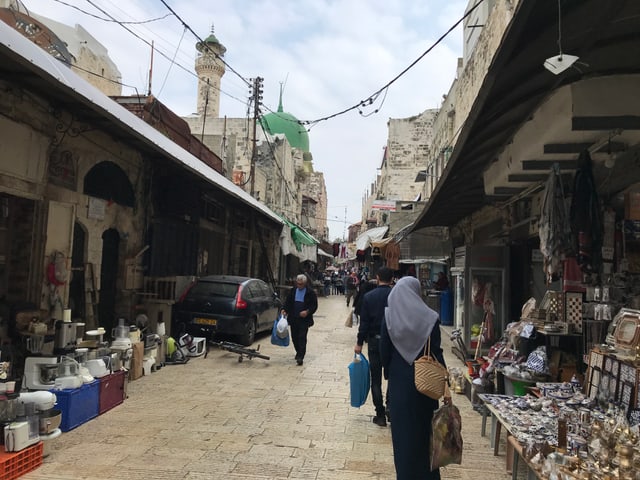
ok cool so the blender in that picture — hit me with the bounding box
[110,318,132,371]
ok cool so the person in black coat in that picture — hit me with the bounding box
[354,267,393,426]
[282,274,318,366]
[380,275,449,480]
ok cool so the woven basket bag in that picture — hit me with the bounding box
[414,337,448,400]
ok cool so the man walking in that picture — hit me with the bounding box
[354,266,393,426]
[345,270,359,307]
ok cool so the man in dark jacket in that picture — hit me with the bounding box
[354,266,393,426]
[282,274,318,366]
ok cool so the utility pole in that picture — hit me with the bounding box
[250,76,263,196]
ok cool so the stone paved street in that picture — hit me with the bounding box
[21,293,512,479]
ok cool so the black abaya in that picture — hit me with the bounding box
[380,320,445,480]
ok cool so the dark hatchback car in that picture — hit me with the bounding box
[172,275,281,346]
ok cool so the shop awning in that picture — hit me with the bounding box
[317,248,333,258]
[355,226,389,251]
[278,217,319,262]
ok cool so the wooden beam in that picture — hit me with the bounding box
[522,159,578,170]
[544,142,626,154]
[493,186,525,196]
[507,173,549,182]
[573,116,640,131]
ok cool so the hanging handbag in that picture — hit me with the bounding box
[430,400,463,469]
[414,337,448,400]
[345,309,353,328]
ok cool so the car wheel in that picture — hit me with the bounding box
[239,318,257,346]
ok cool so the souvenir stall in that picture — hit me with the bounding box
[462,164,640,479]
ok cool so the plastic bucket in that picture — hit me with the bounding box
[504,375,535,396]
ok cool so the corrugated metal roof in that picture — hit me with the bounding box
[0,21,283,226]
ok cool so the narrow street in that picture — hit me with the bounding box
[22,293,512,480]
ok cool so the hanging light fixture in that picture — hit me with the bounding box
[543,0,579,74]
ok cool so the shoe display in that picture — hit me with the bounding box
[372,415,387,427]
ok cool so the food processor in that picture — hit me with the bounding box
[53,356,83,390]
[110,318,133,371]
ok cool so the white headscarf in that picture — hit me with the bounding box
[385,276,439,365]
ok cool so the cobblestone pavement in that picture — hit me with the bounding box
[21,293,512,480]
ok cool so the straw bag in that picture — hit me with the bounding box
[414,337,448,400]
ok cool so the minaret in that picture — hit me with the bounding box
[195,25,226,118]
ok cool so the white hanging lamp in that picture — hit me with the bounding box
[543,0,579,74]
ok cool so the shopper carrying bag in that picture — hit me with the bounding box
[414,337,449,400]
[380,276,450,479]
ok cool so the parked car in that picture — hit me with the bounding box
[172,275,281,346]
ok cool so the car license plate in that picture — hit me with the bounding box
[194,317,217,326]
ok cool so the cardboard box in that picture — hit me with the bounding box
[625,191,640,220]
[129,341,144,381]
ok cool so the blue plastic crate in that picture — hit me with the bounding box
[52,380,99,432]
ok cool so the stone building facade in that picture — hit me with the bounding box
[363,109,437,229]
[183,33,328,241]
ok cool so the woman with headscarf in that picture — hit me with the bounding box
[380,275,448,479]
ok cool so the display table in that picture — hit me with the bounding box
[478,394,513,456]
[477,392,571,478]
[508,435,544,480]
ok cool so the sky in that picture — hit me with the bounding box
[25,0,467,241]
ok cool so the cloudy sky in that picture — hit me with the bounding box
[26,0,467,240]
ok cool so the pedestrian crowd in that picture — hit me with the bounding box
[283,264,451,479]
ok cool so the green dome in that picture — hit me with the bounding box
[197,25,226,55]
[260,91,309,152]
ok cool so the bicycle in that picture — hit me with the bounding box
[450,328,474,364]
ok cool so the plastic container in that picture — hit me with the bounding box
[52,380,99,432]
[0,441,43,480]
[98,370,125,414]
[440,289,453,326]
[503,375,535,396]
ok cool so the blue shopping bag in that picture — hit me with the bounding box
[348,353,370,408]
[270,318,290,347]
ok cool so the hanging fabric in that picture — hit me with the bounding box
[539,163,572,283]
[569,150,603,274]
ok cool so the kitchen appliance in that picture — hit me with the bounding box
[54,320,84,354]
[82,327,106,349]
[85,358,109,378]
[23,357,59,390]
[112,318,129,341]
[110,320,133,372]
[18,391,56,412]
[5,401,39,452]
[53,356,83,390]
[38,408,61,434]
[4,420,39,451]
[17,390,61,455]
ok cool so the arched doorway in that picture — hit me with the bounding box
[98,228,119,338]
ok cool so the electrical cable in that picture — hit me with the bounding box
[52,0,173,23]
[58,0,248,108]
[157,0,251,88]
[157,26,186,97]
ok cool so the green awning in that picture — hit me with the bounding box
[280,216,318,251]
